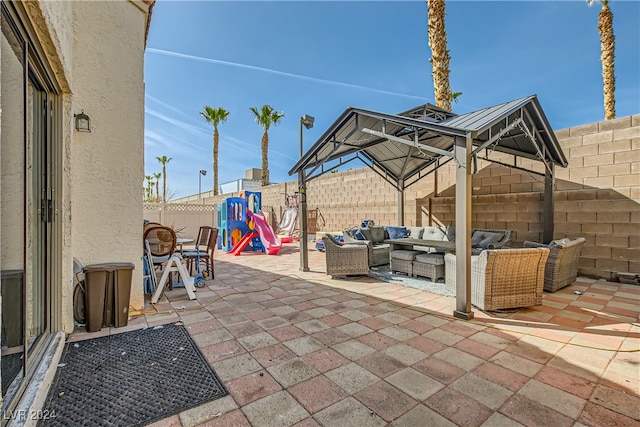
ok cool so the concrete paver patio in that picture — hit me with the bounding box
[71,243,640,426]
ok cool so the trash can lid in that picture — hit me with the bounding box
[83,262,135,272]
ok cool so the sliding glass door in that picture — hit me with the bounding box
[1,7,27,403]
[1,2,54,416]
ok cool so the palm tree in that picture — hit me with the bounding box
[427,0,452,111]
[155,155,172,202]
[153,172,162,201]
[249,105,285,186]
[144,175,154,201]
[200,106,229,196]
[588,0,616,120]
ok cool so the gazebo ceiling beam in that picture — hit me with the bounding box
[476,156,545,177]
[472,117,524,157]
[521,109,551,172]
[358,150,400,184]
[490,145,542,162]
[305,155,359,182]
[405,156,454,188]
[357,153,402,189]
[306,137,351,178]
[359,127,454,159]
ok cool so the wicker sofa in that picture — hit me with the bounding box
[444,247,550,311]
[344,224,513,267]
[524,237,586,292]
[398,225,512,255]
[322,234,370,278]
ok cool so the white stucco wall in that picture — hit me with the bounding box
[27,0,149,332]
[68,0,146,323]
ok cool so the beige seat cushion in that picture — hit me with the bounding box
[390,250,420,261]
[414,253,445,265]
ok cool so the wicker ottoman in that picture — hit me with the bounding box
[390,250,421,276]
[413,252,445,281]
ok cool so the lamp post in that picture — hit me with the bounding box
[198,169,207,198]
[299,114,314,272]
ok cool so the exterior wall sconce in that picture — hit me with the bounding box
[74,111,91,132]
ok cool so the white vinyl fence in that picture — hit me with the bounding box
[144,202,218,240]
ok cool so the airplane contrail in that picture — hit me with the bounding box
[147,48,431,102]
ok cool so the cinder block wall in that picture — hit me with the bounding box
[422,115,640,279]
[195,114,638,280]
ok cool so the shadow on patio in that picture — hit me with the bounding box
[71,243,640,427]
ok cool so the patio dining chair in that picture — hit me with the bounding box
[182,227,218,280]
[144,225,177,261]
[143,225,178,285]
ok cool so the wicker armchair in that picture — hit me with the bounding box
[523,237,586,292]
[342,226,390,266]
[444,248,549,311]
[322,234,370,278]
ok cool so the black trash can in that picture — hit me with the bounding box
[83,262,135,332]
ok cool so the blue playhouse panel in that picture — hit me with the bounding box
[220,196,264,253]
[217,203,227,250]
[243,191,264,252]
[243,191,262,213]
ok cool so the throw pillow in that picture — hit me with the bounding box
[407,227,424,239]
[386,226,408,239]
[369,226,385,243]
[549,238,571,248]
[354,229,368,240]
[422,226,447,241]
[473,231,504,249]
[445,225,456,242]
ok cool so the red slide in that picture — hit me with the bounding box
[228,232,258,256]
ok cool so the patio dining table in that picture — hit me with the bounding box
[176,237,195,253]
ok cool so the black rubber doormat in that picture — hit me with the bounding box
[39,322,227,426]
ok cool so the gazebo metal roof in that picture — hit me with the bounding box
[289,95,567,187]
[289,95,568,321]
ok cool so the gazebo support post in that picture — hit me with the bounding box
[543,162,555,244]
[454,135,474,320]
[299,170,309,272]
[397,181,404,226]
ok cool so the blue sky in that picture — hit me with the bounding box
[144,1,639,199]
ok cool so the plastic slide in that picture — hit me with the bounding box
[277,208,298,243]
[247,210,282,255]
[277,207,297,231]
[228,231,258,256]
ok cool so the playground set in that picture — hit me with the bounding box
[218,191,283,256]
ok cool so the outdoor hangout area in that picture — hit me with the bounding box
[62,112,637,426]
[68,238,639,426]
[5,0,640,424]
[60,102,638,426]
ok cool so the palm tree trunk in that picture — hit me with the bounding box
[213,127,219,196]
[598,1,616,120]
[261,130,269,186]
[162,165,167,202]
[427,0,452,111]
